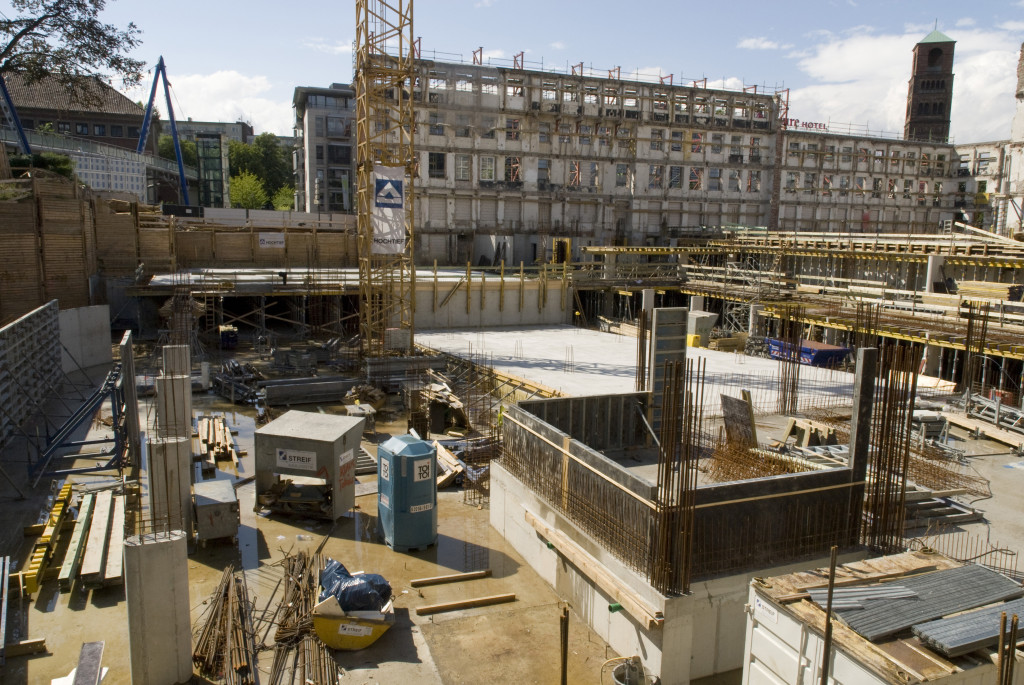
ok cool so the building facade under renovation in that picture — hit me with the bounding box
[289,33,1024,263]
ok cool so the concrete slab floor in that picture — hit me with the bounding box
[1,391,617,685]
[417,325,857,413]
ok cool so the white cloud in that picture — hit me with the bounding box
[786,28,1019,142]
[475,0,495,6]
[303,38,353,56]
[997,20,1024,31]
[482,49,505,61]
[550,41,566,50]
[955,18,976,28]
[738,37,785,50]
[626,66,666,81]
[707,77,745,91]
[126,71,294,136]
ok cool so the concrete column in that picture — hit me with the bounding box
[847,347,877,545]
[922,336,941,377]
[124,531,192,685]
[748,305,764,336]
[689,295,705,312]
[147,437,192,536]
[199,362,211,390]
[155,375,192,439]
[641,289,655,323]
[161,345,190,376]
[925,255,946,293]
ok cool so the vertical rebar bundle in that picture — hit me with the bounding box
[649,358,705,595]
[862,343,923,553]
[776,306,802,415]
[635,313,649,392]
[960,301,990,395]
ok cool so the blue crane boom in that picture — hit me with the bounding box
[0,72,32,154]
[137,56,190,205]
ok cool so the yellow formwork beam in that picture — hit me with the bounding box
[23,481,73,594]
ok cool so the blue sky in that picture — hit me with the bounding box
[78,1,1024,141]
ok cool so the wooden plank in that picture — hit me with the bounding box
[72,641,104,685]
[524,510,664,630]
[102,496,125,585]
[411,569,492,588]
[80,491,112,581]
[58,493,95,591]
[415,593,516,616]
[3,638,46,658]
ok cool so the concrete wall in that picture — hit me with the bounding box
[59,304,112,373]
[519,392,652,454]
[414,275,569,329]
[492,462,865,684]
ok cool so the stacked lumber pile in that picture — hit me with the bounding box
[94,197,138,274]
[0,181,43,320]
[197,415,239,472]
[956,280,1023,301]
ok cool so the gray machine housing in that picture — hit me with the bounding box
[254,410,365,520]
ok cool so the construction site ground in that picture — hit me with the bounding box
[2,338,1023,684]
[1,386,624,685]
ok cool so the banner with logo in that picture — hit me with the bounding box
[372,165,407,254]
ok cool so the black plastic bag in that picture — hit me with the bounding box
[318,558,392,612]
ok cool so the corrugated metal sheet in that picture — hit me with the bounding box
[807,585,917,610]
[833,564,1023,642]
[912,596,1024,657]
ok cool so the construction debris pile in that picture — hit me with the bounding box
[192,566,258,685]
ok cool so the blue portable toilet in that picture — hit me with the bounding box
[377,434,437,551]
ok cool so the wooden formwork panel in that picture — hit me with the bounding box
[138,227,174,273]
[42,234,89,308]
[213,232,253,263]
[0,234,43,321]
[32,176,77,199]
[254,244,285,267]
[82,202,97,275]
[316,232,357,267]
[286,233,312,267]
[94,206,138,274]
[0,199,37,234]
[38,198,83,234]
[175,232,214,267]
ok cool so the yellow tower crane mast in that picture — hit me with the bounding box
[355,0,416,357]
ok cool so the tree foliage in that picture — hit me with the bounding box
[9,151,76,178]
[228,133,292,200]
[229,171,268,210]
[158,134,197,168]
[0,0,145,99]
[272,185,295,211]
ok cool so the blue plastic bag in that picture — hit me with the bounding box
[318,558,392,612]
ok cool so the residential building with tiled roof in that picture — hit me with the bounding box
[1,73,158,155]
